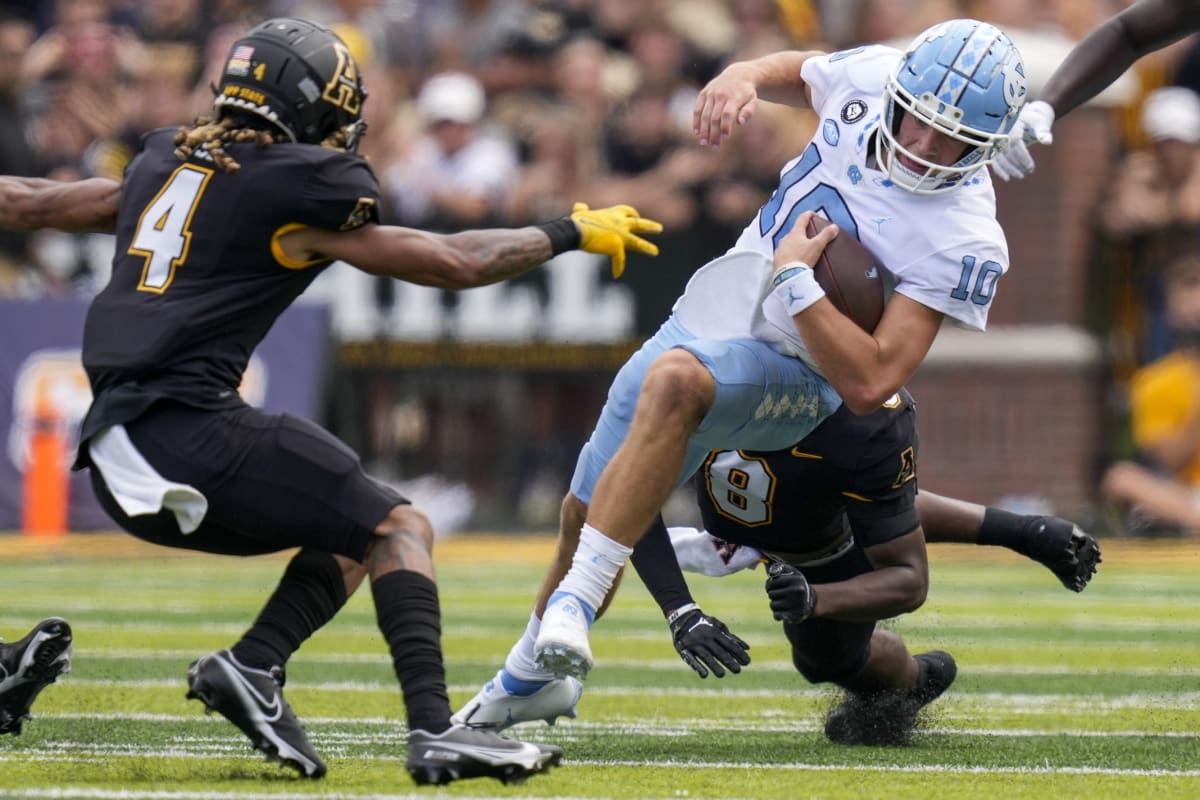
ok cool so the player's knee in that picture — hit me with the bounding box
[374,504,435,552]
[792,642,870,685]
[640,350,714,420]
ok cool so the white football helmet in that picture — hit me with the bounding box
[877,18,1026,194]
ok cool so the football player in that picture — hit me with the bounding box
[993,0,1200,180]
[454,394,1101,744]
[0,618,72,736]
[0,17,660,785]
[461,19,1034,707]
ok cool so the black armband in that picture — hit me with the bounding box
[536,217,581,256]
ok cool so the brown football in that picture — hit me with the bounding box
[806,214,885,333]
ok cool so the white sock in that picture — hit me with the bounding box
[554,523,633,614]
[502,611,548,682]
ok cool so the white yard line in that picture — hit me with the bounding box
[27,711,1200,738]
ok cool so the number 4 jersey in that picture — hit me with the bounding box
[673,45,1009,366]
[76,128,380,462]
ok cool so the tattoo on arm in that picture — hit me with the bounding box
[449,228,555,286]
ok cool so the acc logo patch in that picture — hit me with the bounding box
[841,99,867,124]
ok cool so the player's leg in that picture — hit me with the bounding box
[782,549,954,746]
[456,319,703,722]
[0,618,73,736]
[917,490,1101,591]
[452,493,602,730]
[1102,460,1200,532]
[359,505,561,785]
[537,336,841,679]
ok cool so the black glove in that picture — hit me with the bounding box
[669,607,751,679]
[765,561,817,624]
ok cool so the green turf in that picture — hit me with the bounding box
[0,539,1197,799]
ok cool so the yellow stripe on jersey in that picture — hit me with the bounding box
[270,223,328,270]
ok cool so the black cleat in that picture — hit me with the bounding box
[186,650,326,778]
[0,617,72,736]
[406,724,563,786]
[824,650,956,747]
[1025,517,1101,592]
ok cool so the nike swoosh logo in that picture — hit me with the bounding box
[221,658,283,722]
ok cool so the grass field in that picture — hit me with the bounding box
[1,532,1198,800]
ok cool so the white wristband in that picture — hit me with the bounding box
[666,602,700,626]
[770,266,825,316]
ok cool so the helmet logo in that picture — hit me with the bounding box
[1001,58,1027,113]
[321,43,362,116]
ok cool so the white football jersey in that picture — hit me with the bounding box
[673,45,1009,370]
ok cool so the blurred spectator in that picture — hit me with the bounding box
[1098,86,1200,364]
[418,0,532,72]
[378,70,519,337]
[22,13,143,174]
[385,70,518,230]
[503,105,600,224]
[1102,255,1200,534]
[130,0,207,63]
[0,12,38,295]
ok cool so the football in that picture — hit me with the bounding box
[806,214,886,332]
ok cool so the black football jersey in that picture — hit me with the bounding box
[76,128,379,459]
[696,389,920,553]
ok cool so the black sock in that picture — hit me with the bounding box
[231,550,347,671]
[977,507,1037,557]
[372,571,452,734]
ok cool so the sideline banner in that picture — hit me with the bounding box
[0,298,330,531]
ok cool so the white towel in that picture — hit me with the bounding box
[668,525,762,577]
[88,425,208,534]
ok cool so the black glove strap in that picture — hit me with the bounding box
[536,217,581,256]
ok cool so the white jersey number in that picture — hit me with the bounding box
[128,164,214,293]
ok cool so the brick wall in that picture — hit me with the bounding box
[908,106,1119,519]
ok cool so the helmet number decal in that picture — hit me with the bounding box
[322,43,362,116]
[129,164,214,294]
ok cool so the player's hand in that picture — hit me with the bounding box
[765,561,817,624]
[992,100,1055,182]
[773,210,838,276]
[693,62,760,148]
[669,607,751,679]
[570,202,662,278]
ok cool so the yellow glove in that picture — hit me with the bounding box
[570,202,662,278]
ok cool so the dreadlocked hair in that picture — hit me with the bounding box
[173,116,276,173]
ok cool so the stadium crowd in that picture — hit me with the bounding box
[0,1,1194,313]
[2,0,1200,533]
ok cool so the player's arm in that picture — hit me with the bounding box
[0,176,120,233]
[1041,0,1200,119]
[279,202,661,287]
[766,528,928,624]
[994,0,1200,181]
[630,516,752,679]
[768,211,942,414]
[693,50,824,147]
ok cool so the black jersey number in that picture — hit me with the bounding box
[704,450,777,527]
[128,164,214,294]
